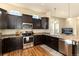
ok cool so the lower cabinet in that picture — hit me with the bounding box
[34,35,43,45]
[49,37,59,51]
[2,37,23,53]
[42,35,51,45]
[42,35,59,51]
[0,39,2,56]
[34,35,59,51]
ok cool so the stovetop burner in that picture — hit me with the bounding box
[22,31,33,36]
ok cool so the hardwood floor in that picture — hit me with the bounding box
[3,45,51,56]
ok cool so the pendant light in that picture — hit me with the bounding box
[53,8,56,22]
[54,8,56,18]
[54,8,57,23]
[67,3,72,20]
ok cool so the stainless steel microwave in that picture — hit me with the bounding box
[22,23,33,29]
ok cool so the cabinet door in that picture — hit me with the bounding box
[9,37,23,50]
[2,37,23,53]
[0,8,8,29]
[15,37,23,49]
[41,35,46,44]
[8,14,17,29]
[16,16,22,29]
[50,37,59,51]
[0,39,2,55]
[34,35,43,45]
[22,14,32,23]
[8,14,22,29]
[43,36,51,45]
[32,18,41,29]
[41,17,49,29]
[2,38,11,53]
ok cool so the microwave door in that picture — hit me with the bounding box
[22,23,33,29]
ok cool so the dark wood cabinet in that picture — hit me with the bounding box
[34,35,43,45]
[34,35,59,51]
[32,18,41,29]
[22,14,32,23]
[7,14,22,29]
[48,37,59,51]
[41,17,49,29]
[0,39,2,55]
[41,35,51,45]
[0,8,49,29]
[2,38,10,53]
[2,37,23,53]
[0,8,8,29]
[32,17,49,29]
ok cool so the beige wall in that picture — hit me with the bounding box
[0,3,46,16]
[65,18,77,35]
[75,17,79,36]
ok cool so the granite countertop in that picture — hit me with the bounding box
[0,34,23,39]
[1,33,79,42]
[59,34,79,42]
[33,33,60,38]
[33,33,79,42]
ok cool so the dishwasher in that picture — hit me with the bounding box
[59,38,65,55]
[59,39,76,56]
[75,41,79,56]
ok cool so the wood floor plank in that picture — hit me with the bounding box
[3,45,51,56]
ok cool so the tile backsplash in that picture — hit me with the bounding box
[0,29,50,35]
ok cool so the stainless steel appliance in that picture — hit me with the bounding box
[62,28,73,35]
[59,38,65,55]
[22,31,34,49]
[59,39,76,56]
[22,23,33,29]
[75,41,79,56]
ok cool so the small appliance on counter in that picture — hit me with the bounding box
[62,28,73,35]
[22,31,34,49]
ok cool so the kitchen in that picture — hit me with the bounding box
[0,3,79,56]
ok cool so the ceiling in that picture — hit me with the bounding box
[11,3,79,18]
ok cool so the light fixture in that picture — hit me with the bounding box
[54,8,56,18]
[67,3,72,20]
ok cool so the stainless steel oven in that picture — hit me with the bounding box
[23,36,34,49]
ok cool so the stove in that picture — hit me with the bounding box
[22,31,34,49]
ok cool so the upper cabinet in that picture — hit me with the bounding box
[32,18,41,29]
[22,14,32,23]
[0,8,8,29]
[0,8,49,29]
[41,17,49,29]
[7,14,22,29]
